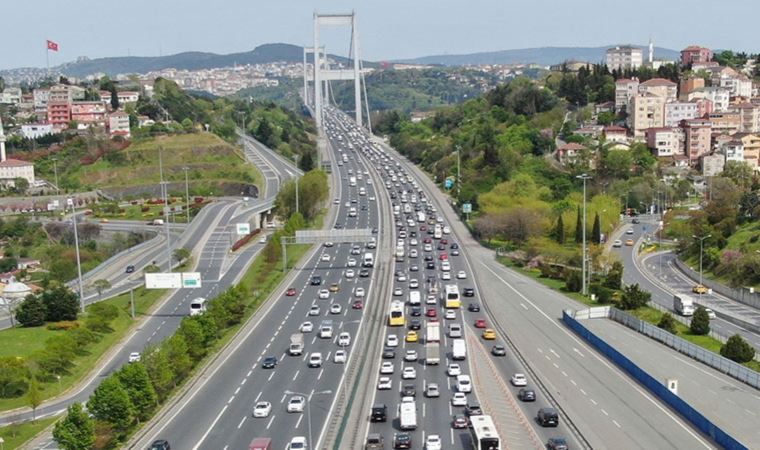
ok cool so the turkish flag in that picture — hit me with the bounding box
[47,40,59,51]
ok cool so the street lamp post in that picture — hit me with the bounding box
[51,157,60,194]
[69,198,85,311]
[183,167,190,223]
[293,154,300,215]
[693,234,712,288]
[284,389,332,449]
[576,173,592,296]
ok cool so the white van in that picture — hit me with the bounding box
[189,298,207,316]
[408,290,421,306]
[452,339,466,360]
[359,187,366,196]
[363,253,374,268]
[449,323,462,338]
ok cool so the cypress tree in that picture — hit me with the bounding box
[555,215,565,244]
[574,206,583,244]
[592,213,601,244]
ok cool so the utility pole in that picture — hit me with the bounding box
[52,157,60,194]
[456,147,461,200]
[693,233,712,288]
[294,154,300,215]
[183,166,190,223]
[576,173,592,296]
[159,147,172,271]
[69,198,85,311]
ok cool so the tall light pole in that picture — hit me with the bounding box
[183,166,190,223]
[693,233,712,288]
[51,157,60,194]
[293,154,300,215]
[69,198,85,311]
[455,146,461,200]
[159,147,171,271]
[576,173,592,296]
[285,389,332,449]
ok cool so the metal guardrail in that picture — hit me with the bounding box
[673,257,760,311]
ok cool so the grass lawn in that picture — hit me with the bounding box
[0,287,166,412]
[497,256,592,306]
[0,417,58,450]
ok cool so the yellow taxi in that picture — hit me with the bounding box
[482,329,496,340]
[692,284,708,294]
[405,331,419,343]
[329,283,340,293]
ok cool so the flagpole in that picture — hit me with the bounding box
[46,46,50,77]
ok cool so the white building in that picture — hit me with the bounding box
[721,140,745,163]
[20,123,56,140]
[688,87,730,112]
[0,87,22,104]
[606,46,643,71]
[108,111,130,138]
[614,78,639,113]
[719,73,753,98]
[664,102,699,127]
[0,118,35,186]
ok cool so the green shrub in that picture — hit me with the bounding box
[47,321,80,331]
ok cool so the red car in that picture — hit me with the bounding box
[352,300,364,309]
[285,288,297,297]
[426,308,437,318]
[452,414,469,429]
[440,238,448,245]
[439,253,448,261]
[474,318,487,328]
[423,237,432,244]
[420,225,427,231]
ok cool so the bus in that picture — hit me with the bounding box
[388,300,405,326]
[470,415,501,450]
[444,285,461,309]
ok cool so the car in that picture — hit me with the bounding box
[347,258,357,267]
[409,278,419,288]
[632,217,641,224]
[474,318,487,328]
[386,334,399,347]
[441,272,451,281]
[705,307,716,319]
[425,308,437,318]
[692,284,708,294]
[463,287,475,297]
[321,253,331,262]
[380,362,394,374]
[426,382,440,398]
[324,241,334,247]
[355,287,366,297]
[128,352,141,363]
[626,228,634,235]
[482,329,496,340]
[410,306,422,317]
[288,436,307,450]
[404,349,418,362]
[447,363,462,377]
[491,345,507,356]
[457,374,472,393]
[405,331,418,342]
[451,391,468,407]
[547,437,569,450]
[393,432,412,449]
[262,355,277,369]
[334,349,347,363]
[468,303,481,312]
[300,321,313,332]
[352,300,364,309]
[311,276,323,286]
[308,305,320,316]
[393,287,404,296]
[318,289,330,299]
[444,310,456,320]
[308,352,323,367]
[401,384,416,397]
[125,265,135,274]
[451,248,460,256]
[287,395,306,413]
[408,318,422,330]
[330,304,342,315]
[511,373,528,386]
[366,433,384,450]
[439,253,448,261]
[333,198,340,205]
[338,332,351,346]
[253,401,272,418]
[457,270,467,279]
[612,239,622,248]
[397,273,408,282]
[329,283,340,293]
[286,288,297,297]
[465,403,483,416]
[402,366,417,379]
[452,414,469,429]
[426,261,436,269]
[382,348,396,359]
[359,269,371,277]
[625,239,634,246]
[148,440,171,450]
[378,376,393,390]
[345,269,355,278]
[425,435,442,450]
[518,388,536,402]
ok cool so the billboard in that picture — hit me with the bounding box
[145,272,202,289]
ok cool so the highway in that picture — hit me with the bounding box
[613,216,760,353]
[133,117,385,450]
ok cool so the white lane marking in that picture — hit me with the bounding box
[520,303,528,310]
[237,416,246,429]
[266,415,275,430]
[191,405,228,450]
[601,408,609,416]
[295,414,303,429]
[613,420,621,428]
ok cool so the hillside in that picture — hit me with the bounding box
[396,45,681,66]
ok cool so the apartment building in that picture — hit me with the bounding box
[680,46,713,66]
[737,103,760,133]
[683,118,712,164]
[638,78,677,102]
[71,101,107,126]
[645,127,684,157]
[688,87,730,112]
[614,78,639,112]
[606,46,643,71]
[679,77,705,100]
[628,94,666,136]
[664,102,699,127]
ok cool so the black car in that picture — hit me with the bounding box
[468,303,481,312]
[547,437,568,450]
[424,255,434,262]
[311,276,322,286]
[450,243,459,249]
[359,269,371,277]
[382,348,396,359]
[261,356,277,369]
[393,433,412,449]
[334,223,343,229]
[372,227,378,234]
[518,388,536,402]
[463,287,475,297]
[537,407,559,427]
[465,403,483,416]
[426,261,436,270]
[631,218,640,224]
[371,403,387,422]
[408,318,422,330]
[491,345,507,356]
[125,265,135,274]
[401,384,416,397]
[410,306,422,317]
[437,243,446,251]
[149,440,170,450]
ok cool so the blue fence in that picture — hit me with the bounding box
[562,311,748,450]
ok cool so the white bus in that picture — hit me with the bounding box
[444,284,461,309]
[189,297,207,316]
[470,415,501,450]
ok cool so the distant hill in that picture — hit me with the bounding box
[396,45,681,67]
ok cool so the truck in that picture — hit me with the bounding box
[349,176,357,187]
[399,398,417,430]
[289,333,304,356]
[452,338,466,360]
[425,342,440,365]
[673,294,696,316]
[425,321,440,343]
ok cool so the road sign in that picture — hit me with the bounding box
[145,273,182,289]
[444,178,454,190]
[182,272,202,288]
[462,202,472,214]
[236,223,251,235]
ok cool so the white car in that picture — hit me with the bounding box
[334,349,347,363]
[308,352,323,368]
[424,244,433,252]
[457,374,472,393]
[445,310,456,320]
[338,332,351,347]
[128,352,141,363]
[393,287,403,296]
[386,335,399,347]
[318,289,330,299]
[404,350,418,362]
[426,434,442,450]
[402,367,417,379]
[333,198,340,205]
[377,376,392,390]
[451,392,467,406]
[441,272,451,281]
[409,249,418,258]
[410,238,418,246]
[443,226,451,234]
[397,273,408,282]
[287,395,305,413]
[308,305,320,316]
[288,436,307,450]
[511,373,527,386]
[300,321,313,333]
[321,253,331,262]
[330,303,342,314]
[345,269,355,278]
[457,271,467,279]
[253,401,272,418]
[448,363,462,377]
[369,196,376,201]
[355,287,366,298]
[380,362,394,374]
[409,279,419,289]
[347,258,357,267]
[324,241,334,247]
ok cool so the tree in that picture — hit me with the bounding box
[92,279,111,298]
[689,306,711,335]
[87,376,135,431]
[164,334,192,380]
[173,247,191,266]
[720,334,756,363]
[26,376,43,419]
[564,269,582,292]
[657,312,678,334]
[0,256,17,272]
[15,294,47,327]
[110,86,119,110]
[116,362,157,421]
[181,118,194,133]
[142,346,174,401]
[178,318,206,361]
[554,214,565,244]
[53,402,96,450]
[591,212,601,244]
[574,206,583,244]
[603,260,624,290]
[42,286,80,322]
[0,356,29,398]
[619,283,651,310]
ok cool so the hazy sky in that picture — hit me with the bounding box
[4,0,760,70]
